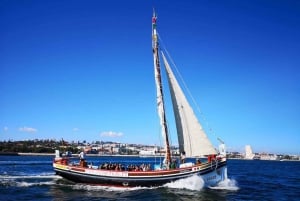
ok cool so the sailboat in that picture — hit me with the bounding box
[53,11,228,187]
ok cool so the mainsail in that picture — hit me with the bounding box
[152,9,216,160]
[161,52,217,157]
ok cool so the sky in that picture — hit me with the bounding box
[1,0,299,154]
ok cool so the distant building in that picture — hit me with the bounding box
[244,145,255,160]
[259,153,278,160]
[139,147,158,156]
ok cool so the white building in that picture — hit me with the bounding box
[245,145,255,160]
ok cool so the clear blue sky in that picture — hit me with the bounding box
[1,0,299,154]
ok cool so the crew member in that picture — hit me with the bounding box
[180,151,186,164]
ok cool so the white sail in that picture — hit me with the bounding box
[161,52,217,157]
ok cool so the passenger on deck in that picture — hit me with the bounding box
[79,151,85,160]
[170,159,177,169]
[79,150,87,167]
[208,154,216,163]
[180,151,186,164]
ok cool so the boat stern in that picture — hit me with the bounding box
[53,150,69,171]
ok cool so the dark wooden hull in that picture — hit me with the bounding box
[54,160,227,187]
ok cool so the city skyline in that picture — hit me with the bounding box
[1,0,299,154]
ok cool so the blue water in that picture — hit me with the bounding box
[0,156,299,200]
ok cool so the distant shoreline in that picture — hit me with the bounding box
[0,152,142,157]
[0,153,299,161]
[18,152,55,156]
[16,152,159,157]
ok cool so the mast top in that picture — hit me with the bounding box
[152,9,157,27]
[152,8,156,18]
[152,8,158,48]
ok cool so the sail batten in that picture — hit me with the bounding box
[161,52,217,157]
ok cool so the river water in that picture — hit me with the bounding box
[0,155,299,200]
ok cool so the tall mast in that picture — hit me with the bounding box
[152,9,171,166]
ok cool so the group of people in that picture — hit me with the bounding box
[98,163,151,171]
[98,163,126,171]
[126,163,151,171]
[77,150,205,171]
[78,151,152,171]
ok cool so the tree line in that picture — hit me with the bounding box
[0,140,79,153]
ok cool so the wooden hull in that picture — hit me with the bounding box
[53,159,227,187]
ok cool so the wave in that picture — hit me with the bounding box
[15,180,57,187]
[164,175,204,191]
[209,178,239,191]
[0,174,61,180]
[0,173,61,187]
[71,183,157,192]
[0,173,153,192]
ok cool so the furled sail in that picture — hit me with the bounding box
[161,52,217,157]
[152,11,171,164]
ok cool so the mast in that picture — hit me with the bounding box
[152,10,171,165]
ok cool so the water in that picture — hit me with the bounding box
[0,156,299,200]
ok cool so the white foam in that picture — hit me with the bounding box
[0,173,61,187]
[209,178,239,191]
[72,184,155,192]
[0,174,61,180]
[164,175,204,191]
[16,180,56,187]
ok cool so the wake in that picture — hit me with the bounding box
[164,175,239,191]
[209,178,239,191]
[71,184,155,192]
[0,173,61,187]
[164,175,204,191]
[0,174,60,180]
